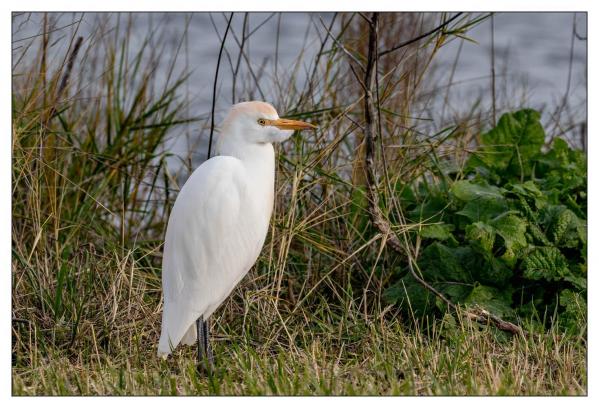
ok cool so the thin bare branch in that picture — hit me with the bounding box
[379,12,464,57]
[318,15,365,72]
[207,12,234,160]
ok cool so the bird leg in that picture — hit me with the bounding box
[196,318,205,371]
[196,316,214,373]
[202,318,214,368]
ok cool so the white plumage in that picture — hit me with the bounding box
[158,101,315,357]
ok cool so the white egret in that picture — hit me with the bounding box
[157,101,316,367]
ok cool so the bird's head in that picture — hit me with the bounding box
[220,101,316,146]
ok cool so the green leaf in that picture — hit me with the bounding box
[458,244,513,287]
[522,246,570,281]
[419,223,457,245]
[465,222,496,253]
[394,182,417,205]
[491,214,528,265]
[542,205,584,248]
[456,200,511,223]
[464,284,514,318]
[485,109,545,157]
[383,274,433,317]
[547,205,572,243]
[437,283,473,303]
[536,138,582,173]
[480,257,513,288]
[409,194,448,224]
[510,180,543,198]
[551,137,571,157]
[418,243,471,282]
[467,109,545,177]
[558,289,586,335]
[451,180,504,201]
[564,275,586,291]
[527,222,551,246]
[535,138,586,215]
[510,180,548,211]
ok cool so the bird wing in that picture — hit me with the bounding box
[158,155,264,355]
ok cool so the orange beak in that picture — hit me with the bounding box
[268,118,317,130]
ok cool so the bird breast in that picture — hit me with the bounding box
[162,151,275,309]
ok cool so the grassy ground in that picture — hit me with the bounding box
[11,309,587,395]
[11,12,586,395]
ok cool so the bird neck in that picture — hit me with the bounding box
[224,142,275,221]
[219,141,276,188]
[217,130,276,217]
[217,123,273,163]
[219,139,273,166]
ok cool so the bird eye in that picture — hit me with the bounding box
[257,119,266,126]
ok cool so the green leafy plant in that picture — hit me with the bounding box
[385,109,587,334]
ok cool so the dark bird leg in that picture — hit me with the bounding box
[196,317,205,371]
[196,315,214,373]
[202,317,214,369]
